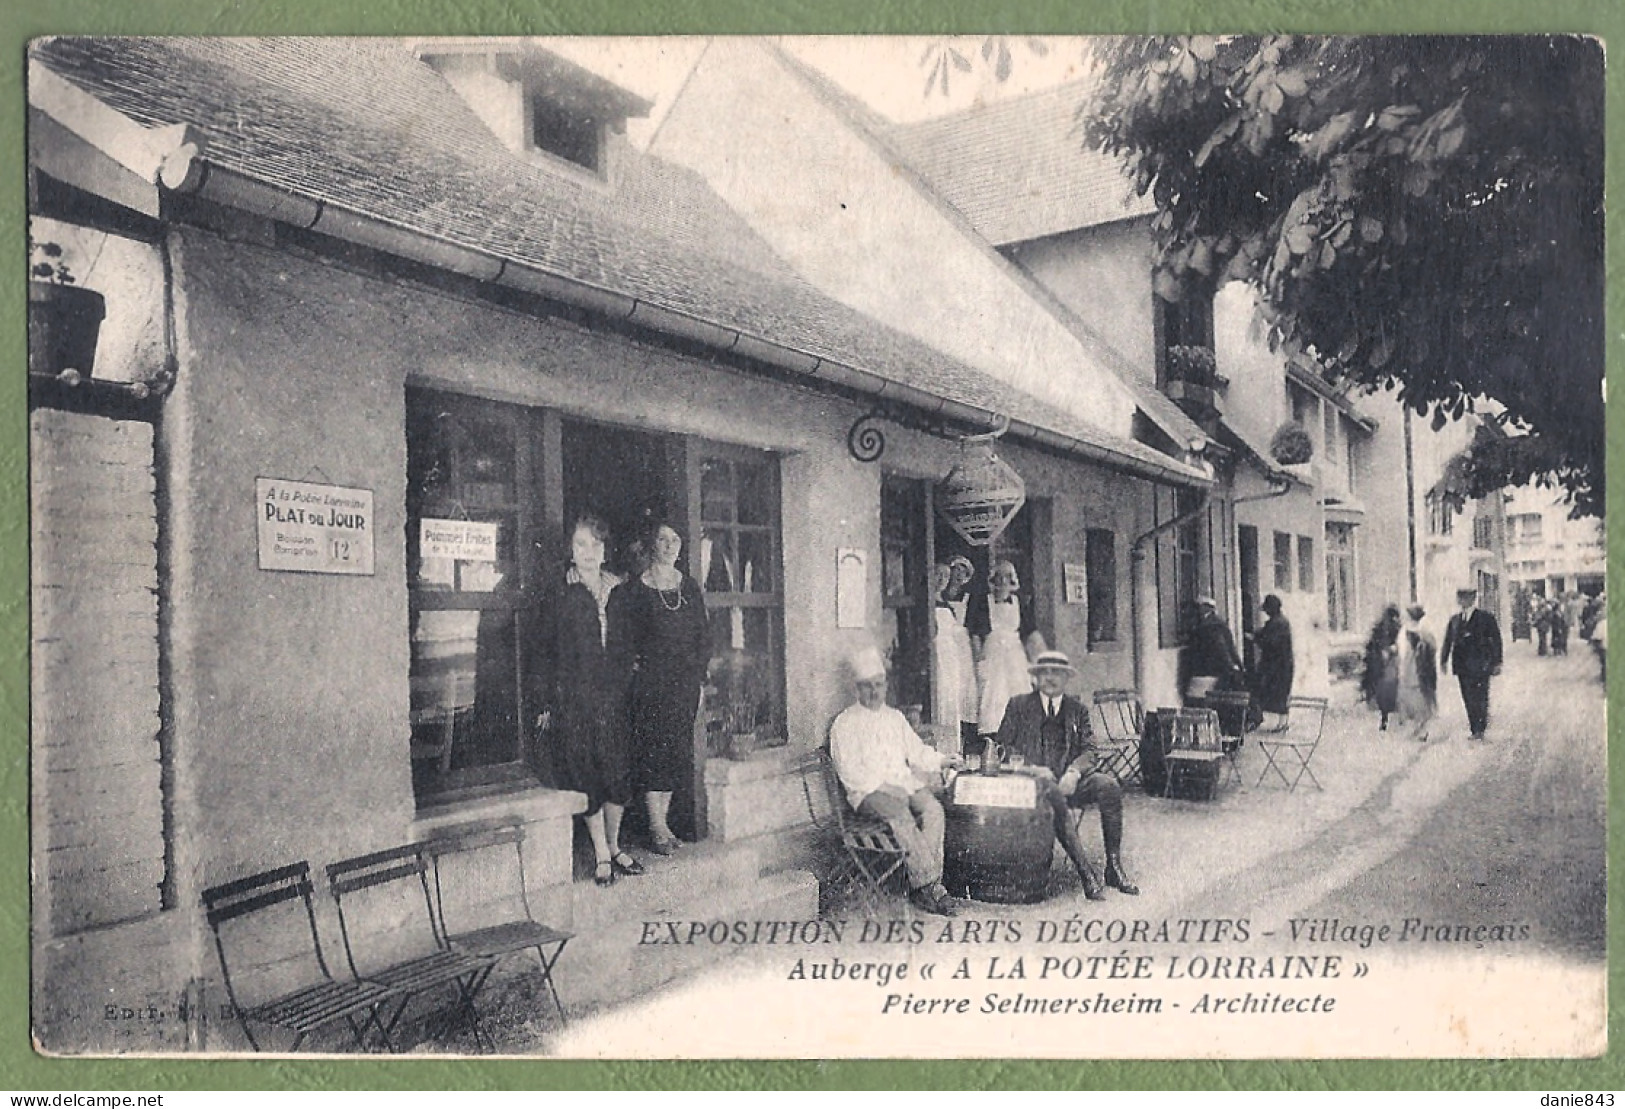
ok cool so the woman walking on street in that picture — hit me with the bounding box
[1362,603,1402,731]
[1396,604,1438,742]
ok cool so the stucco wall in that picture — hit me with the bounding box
[162,223,1167,858]
[1006,221,1158,392]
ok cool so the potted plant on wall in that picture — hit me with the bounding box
[1164,344,1223,420]
[1270,420,1315,467]
[29,237,105,381]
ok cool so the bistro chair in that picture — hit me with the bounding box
[1163,707,1226,802]
[1196,689,1252,789]
[421,817,574,1027]
[326,844,499,1052]
[1255,695,1329,792]
[201,861,399,1052]
[1091,689,1145,785]
[800,747,909,917]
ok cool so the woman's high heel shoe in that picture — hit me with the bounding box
[611,851,645,877]
[594,860,616,887]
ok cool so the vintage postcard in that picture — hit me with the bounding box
[25,33,1605,1060]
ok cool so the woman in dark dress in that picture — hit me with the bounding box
[625,520,710,855]
[1253,594,1294,729]
[534,515,644,887]
[1361,603,1403,731]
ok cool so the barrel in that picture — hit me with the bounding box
[942,791,1055,904]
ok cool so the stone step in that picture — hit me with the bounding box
[554,868,819,1015]
[567,838,763,931]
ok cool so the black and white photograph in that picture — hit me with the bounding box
[26,34,1605,1058]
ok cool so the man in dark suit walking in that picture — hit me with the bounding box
[1440,586,1504,740]
[994,650,1139,901]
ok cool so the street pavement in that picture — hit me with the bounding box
[490,639,1607,1055]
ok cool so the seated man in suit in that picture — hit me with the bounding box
[829,644,962,917]
[994,650,1139,901]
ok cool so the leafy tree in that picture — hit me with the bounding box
[1081,36,1604,514]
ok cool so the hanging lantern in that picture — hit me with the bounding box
[935,432,1026,547]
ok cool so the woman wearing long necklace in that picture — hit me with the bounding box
[626,521,711,854]
[534,515,644,887]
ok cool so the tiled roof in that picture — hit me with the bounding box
[882,80,1152,247]
[31,37,1203,481]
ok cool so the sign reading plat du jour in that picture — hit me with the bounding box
[257,477,375,575]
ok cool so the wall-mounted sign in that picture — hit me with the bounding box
[936,439,1026,548]
[420,518,498,562]
[256,477,374,575]
[1063,562,1089,605]
[836,547,867,629]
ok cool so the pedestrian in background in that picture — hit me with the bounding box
[1396,604,1438,742]
[1441,587,1504,741]
[1253,594,1294,731]
[1362,604,1402,731]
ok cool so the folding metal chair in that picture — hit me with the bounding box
[201,861,398,1052]
[326,844,499,1052]
[1199,690,1252,789]
[421,817,574,1027]
[1255,695,1329,792]
[1164,707,1225,801]
[1091,689,1145,785]
[800,748,910,917]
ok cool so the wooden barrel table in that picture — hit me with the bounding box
[942,772,1054,904]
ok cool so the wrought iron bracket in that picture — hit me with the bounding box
[845,405,1009,464]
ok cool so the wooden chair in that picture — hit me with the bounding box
[421,817,574,1027]
[326,844,499,1052]
[1091,689,1145,785]
[201,861,398,1052]
[1164,707,1226,801]
[1256,695,1329,792]
[800,748,909,917]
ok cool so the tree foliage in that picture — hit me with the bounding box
[1082,36,1604,514]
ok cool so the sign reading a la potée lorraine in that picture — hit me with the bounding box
[257,477,374,575]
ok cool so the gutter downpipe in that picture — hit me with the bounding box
[1127,473,1291,694]
[152,154,1212,489]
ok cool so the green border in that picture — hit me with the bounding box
[4,0,1619,1092]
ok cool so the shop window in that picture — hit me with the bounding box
[1297,534,1315,593]
[1273,531,1294,591]
[1085,528,1118,646]
[698,448,785,751]
[1325,522,1356,633]
[406,389,540,803]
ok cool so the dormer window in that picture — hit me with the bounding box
[416,41,650,182]
[529,96,601,173]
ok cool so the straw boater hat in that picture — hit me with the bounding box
[848,644,888,682]
[1028,650,1077,675]
[1196,594,1218,609]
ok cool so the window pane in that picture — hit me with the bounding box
[737,458,773,525]
[699,528,738,593]
[410,609,520,782]
[1297,535,1315,593]
[1273,531,1293,591]
[1086,528,1117,645]
[700,458,735,523]
[457,417,515,506]
[412,511,516,594]
[738,530,775,593]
